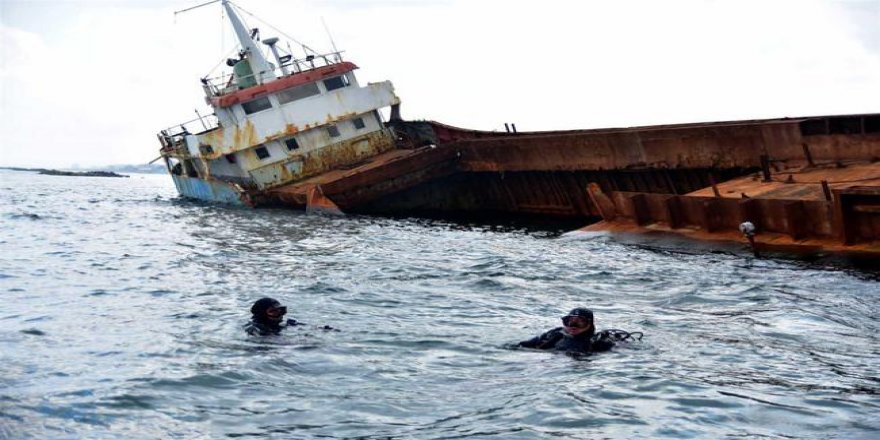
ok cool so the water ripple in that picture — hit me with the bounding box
[1,170,879,439]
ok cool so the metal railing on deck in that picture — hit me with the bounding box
[202,51,346,97]
[158,114,220,151]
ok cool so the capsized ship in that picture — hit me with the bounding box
[158,0,401,208]
[159,1,880,258]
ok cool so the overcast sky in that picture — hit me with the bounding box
[1,0,878,168]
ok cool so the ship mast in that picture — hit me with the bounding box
[221,0,274,84]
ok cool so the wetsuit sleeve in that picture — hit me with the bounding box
[244,321,268,336]
[244,323,258,336]
[590,331,615,352]
[518,328,563,349]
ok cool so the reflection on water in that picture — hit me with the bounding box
[0,170,878,439]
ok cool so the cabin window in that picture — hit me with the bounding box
[225,153,237,164]
[200,144,214,155]
[352,117,365,130]
[327,125,340,138]
[323,75,349,92]
[285,137,300,151]
[184,160,200,178]
[276,82,320,104]
[168,158,182,175]
[254,146,271,160]
[242,97,272,115]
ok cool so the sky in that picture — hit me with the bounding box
[1,0,878,168]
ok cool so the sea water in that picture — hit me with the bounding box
[1,169,878,439]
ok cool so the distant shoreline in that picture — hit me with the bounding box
[1,163,168,175]
[0,167,129,178]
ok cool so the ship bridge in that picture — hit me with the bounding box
[158,0,400,192]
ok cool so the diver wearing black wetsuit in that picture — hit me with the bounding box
[244,297,334,336]
[244,297,301,336]
[518,308,616,354]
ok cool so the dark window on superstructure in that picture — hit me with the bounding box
[323,75,349,92]
[242,97,272,115]
[865,116,880,134]
[799,119,827,136]
[285,137,300,151]
[327,125,340,138]
[184,160,199,178]
[254,146,271,160]
[277,82,320,104]
[225,153,237,163]
[352,117,365,130]
[199,144,214,155]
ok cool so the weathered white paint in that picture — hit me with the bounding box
[185,134,201,157]
[291,111,383,152]
[160,2,401,200]
[199,81,398,156]
[199,81,400,154]
[207,153,247,179]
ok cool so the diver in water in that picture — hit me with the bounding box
[244,297,296,336]
[245,297,336,336]
[517,307,641,355]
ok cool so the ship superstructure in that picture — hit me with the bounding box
[158,0,399,205]
[156,2,880,259]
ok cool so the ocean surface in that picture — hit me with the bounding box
[1,169,878,439]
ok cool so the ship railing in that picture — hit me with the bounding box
[203,50,346,97]
[158,115,220,151]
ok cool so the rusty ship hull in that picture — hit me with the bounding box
[255,113,880,257]
[158,2,879,258]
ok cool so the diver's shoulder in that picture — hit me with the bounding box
[541,327,566,340]
[244,320,276,336]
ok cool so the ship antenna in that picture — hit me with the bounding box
[322,17,341,61]
[173,0,221,16]
[231,2,321,56]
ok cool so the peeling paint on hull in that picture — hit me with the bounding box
[171,175,245,206]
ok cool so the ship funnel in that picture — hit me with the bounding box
[262,37,289,75]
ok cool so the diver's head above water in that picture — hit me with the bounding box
[561,307,595,337]
[251,297,287,324]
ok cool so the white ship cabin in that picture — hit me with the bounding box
[158,0,399,192]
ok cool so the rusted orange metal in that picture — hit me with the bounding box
[578,162,880,256]
[450,115,880,172]
[256,113,880,256]
[305,185,343,215]
[266,146,460,209]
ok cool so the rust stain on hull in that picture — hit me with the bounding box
[267,146,459,209]
[575,221,880,259]
[247,113,880,258]
[202,119,258,158]
[577,161,880,256]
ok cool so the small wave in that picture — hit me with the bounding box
[20,328,46,336]
[5,212,42,220]
[148,289,175,297]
